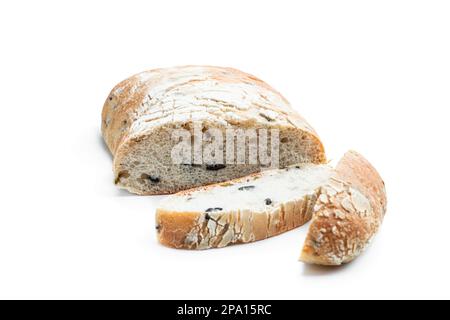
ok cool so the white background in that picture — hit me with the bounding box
[0,0,449,300]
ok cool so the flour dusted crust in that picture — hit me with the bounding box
[300,151,387,265]
[101,66,326,195]
[102,66,320,155]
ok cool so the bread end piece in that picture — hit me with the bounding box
[300,151,387,266]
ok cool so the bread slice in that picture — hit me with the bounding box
[101,66,326,195]
[300,151,387,265]
[156,164,333,249]
[156,151,387,266]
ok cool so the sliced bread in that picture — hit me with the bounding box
[156,164,333,249]
[101,66,326,195]
[300,151,387,265]
[156,151,387,266]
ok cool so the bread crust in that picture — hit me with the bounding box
[101,66,326,195]
[300,151,387,265]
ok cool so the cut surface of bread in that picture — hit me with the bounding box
[300,151,387,266]
[156,164,333,249]
[102,66,326,195]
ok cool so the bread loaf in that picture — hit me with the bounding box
[101,66,326,195]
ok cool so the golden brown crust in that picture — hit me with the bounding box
[156,210,199,249]
[335,150,387,219]
[300,151,387,266]
[101,75,149,156]
[156,193,319,250]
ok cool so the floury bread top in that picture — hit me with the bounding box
[102,66,319,155]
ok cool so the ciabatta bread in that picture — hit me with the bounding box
[101,66,326,195]
[156,164,333,249]
[156,151,387,267]
[300,151,387,265]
